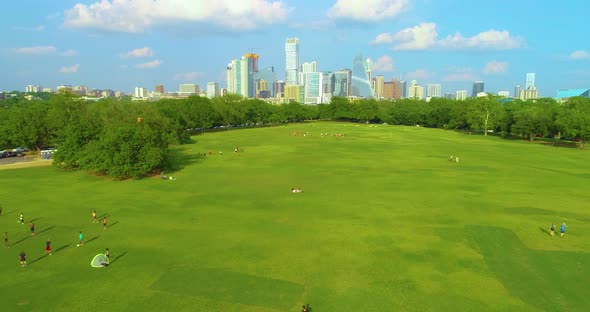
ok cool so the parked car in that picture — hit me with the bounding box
[0,150,7,158]
[12,147,28,153]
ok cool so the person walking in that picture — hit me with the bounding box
[77,231,84,246]
[560,223,566,237]
[105,248,110,264]
[29,222,35,236]
[45,239,52,255]
[19,251,26,267]
[92,210,98,223]
[19,213,24,224]
[102,216,108,230]
[3,232,8,247]
[549,223,555,236]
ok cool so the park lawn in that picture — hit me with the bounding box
[0,121,589,312]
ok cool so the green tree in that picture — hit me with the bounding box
[466,96,505,135]
[511,104,552,142]
[555,97,590,147]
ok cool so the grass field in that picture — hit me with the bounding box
[0,121,589,312]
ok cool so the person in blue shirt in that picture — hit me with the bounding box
[560,223,566,237]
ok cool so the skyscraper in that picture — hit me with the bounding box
[351,55,374,98]
[456,90,468,101]
[285,38,300,85]
[472,81,484,97]
[426,84,442,98]
[274,80,285,98]
[364,58,374,91]
[408,80,424,99]
[383,80,401,100]
[374,75,384,99]
[322,72,335,104]
[399,80,407,98]
[257,66,276,96]
[243,53,259,98]
[525,73,535,90]
[514,85,522,98]
[299,61,317,85]
[207,82,219,98]
[334,69,352,97]
[179,84,198,94]
[304,72,322,104]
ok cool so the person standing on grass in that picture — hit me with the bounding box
[92,210,97,223]
[78,231,84,246]
[3,232,8,247]
[29,222,35,236]
[45,239,52,255]
[19,251,26,267]
[19,213,24,224]
[550,223,555,236]
[560,223,566,237]
[0,204,3,215]
[102,216,108,229]
[105,248,110,264]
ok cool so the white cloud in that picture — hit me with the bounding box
[173,72,202,81]
[570,50,590,60]
[64,0,289,33]
[370,33,394,45]
[60,49,78,56]
[406,69,432,80]
[328,0,409,22]
[124,47,153,58]
[59,64,80,73]
[443,68,475,82]
[136,60,162,69]
[385,22,523,51]
[483,61,507,74]
[14,46,57,55]
[373,55,394,72]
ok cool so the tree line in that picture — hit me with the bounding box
[0,92,588,178]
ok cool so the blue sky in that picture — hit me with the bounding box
[1,0,589,97]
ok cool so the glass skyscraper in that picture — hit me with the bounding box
[472,81,484,97]
[351,55,374,98]
[285,38,300,85]
[334,69,352,98]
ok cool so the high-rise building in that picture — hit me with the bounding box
[382,79,401,100]
[274,80,285,98]
[426,84,442,98]
[257,67,276,96]
[42,87,53,93]
[444,93,456,100]
[207,82,219,98]
[25,85,42,93]
[520,87,539,100]
[514,85,522,99]
[57,85,73,93]
[364,58,374,90]
[284,84,303,103]
[399,80,407,98]
[304,72,322,104]
[351,55,374,98]
[456,90,468,101]
[334,69,352,97]
[285,38,300,85]
[374,75,384,99]
[134,87,148,98]
[472,81,484,97]
[243,53,259,98]
[226,54,258,98]
[299,61,317,84]
[155,85,164,94]
[321,72,335,104]
[525,73,535,90]
[408,80,424,99]
[179,84,199,94]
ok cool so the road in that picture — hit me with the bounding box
[0,156,37,165]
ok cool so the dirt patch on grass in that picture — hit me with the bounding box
[0,159,52,170]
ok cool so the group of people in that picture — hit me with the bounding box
[449,155,460,163]
[549,223,567,237]
[291,188,304,193]
[2,207,113,267]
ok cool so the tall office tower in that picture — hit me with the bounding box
[364,58,374,88]
[382,81,395,99]
[227,55,257,98]
[520,88,539,100]
[284,85,303,103]
[274,80,285,98]
[351,55,374,98]
[514,85,522,98]
[472,81,484,97]
[285,38,300,85]
[243,53,259,98]
[207,82,219,98]
[226,60,238,94]
[374,75,384,98]
[408,80,424,99]
[455,90,468,101]
[304,72,322,104]
[426,84,442,98]
[399,80,407,98]
[299,61,317,84]
[155,85,164,94]
[525,73,535,90]
[334,69,352,97]
[256,79,270,98]
[179,84,198,94]
[257,66,276,96]
[25,85,42,93]
[134,87,148,98]
[321,72,335,103]
[444,93,456,100]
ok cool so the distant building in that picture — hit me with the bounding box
[273,80,285,98]
[399,80,407,98]
[155,85,165,94]
[257,66,276,96]
[426,84,442,98]
[322,72,335,104]
[334,69,352,97]
[284,84,303,103]
[472,81,484,97]
[525,73,536,90]
[303,72,322,104]
[179,84,199,94]
[382,79,401,100]
[456,90,468,101]
[285,38,300,85]
[519,87,539,100]
[498,90,510,97]
[42,88,53,93]
[555,88,590,101]
[514,85,522,99]
[444,93,456,100]
[134,87,148,98]
[374,75,384,99]
[351,55,374,98]
[408,80,424,100]
[207,82,219,98]
[57,85,73,93]
[25,85,42,93]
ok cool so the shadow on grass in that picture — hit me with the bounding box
[36,226,55,236]
[98,213,110,219]
[54,243,71,254]
[108,221,119,229]
[85,236,100,245]
[452,129,580,149]
[29,254,48,266]
[12,226,55,246]
[538,226,551,236]
[2,209,18,216]
[30,217,41,222]
[110,251,127,264]
[161,145,204,175]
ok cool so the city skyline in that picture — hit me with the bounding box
[1,0,589,96]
